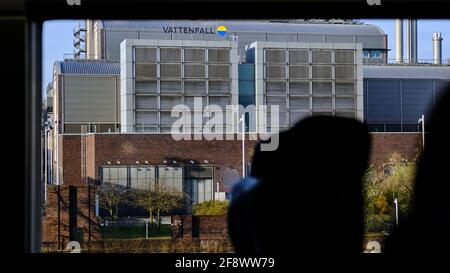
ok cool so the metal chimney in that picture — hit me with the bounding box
[395,19,403,63]
[405,19,418,63]
[433,32,443,65]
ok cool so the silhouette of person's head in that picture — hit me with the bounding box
[385,85,450,254]
[229,116,371,256]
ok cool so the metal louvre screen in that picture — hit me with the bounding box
[265,49,286,63]
[289,50,309,64]
[312,82,332,95]
[160,64,181,78]
[160,96,182,110]
[208,48,229,63]
[290,111,310,124]
[209,64,229,78]
[336,111,356,118]
[312,97,332,110]
[266,96,287,111]
[289,66,309,79]
[312,65,332,79]
[335,50,354,64]
[184,64,205,78]
[336,82,355,96]
[185,80,206,95]
[335,97,355,110]
[135,63,157,78]
[266,81,286,95]
[160,48,181,62]
[135,48,157,62]
[209,96,230,108]
[289,81,309,95]
[160,81,181,94]
[160,111,180,125]
[335,65,355,79]
[135,111,158,125]
[185,96,207,109]
[135,80,157,94]
[209,81,230,94]
[135,96,157,109]
[312,50,332,64]
[290,97,310,110]
[266,65,286,79]
[184,48,205,62]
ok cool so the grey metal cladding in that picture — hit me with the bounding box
[356,35,386,49]
[366,79,401,123]
[64,76,118,122]
[105,30,139,60]
[401,80,434,122]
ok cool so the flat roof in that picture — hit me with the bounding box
[363,65,450,80]
[101,20,385,36]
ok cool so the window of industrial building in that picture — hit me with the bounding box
[289,81,310,96]
[208,48,229,63]
[335,81,355,96]
[209,64,230,78]
[135,63,157,78]
[312,111,333,116]
[335,50,354,64]
[160,64,181,78]
[289,65,309,79]
[64,124,81,133]
[312,50,332,64]
[129,166,156,190]
[289,111,310,124]
[335,65,355,79]
[312,97,332,110]
[312,81,332,96]
[335,97,355,110]
[266,65,286,79]
[184,64,206,78]
[135,96,158,110]
[184,80,206,95]
[160,111,180,125]
[102,166,128,188]
[267,111,287,128]
[265,49,286,63]
[312,65,332,79]
[135,80,157,94]
[266,81,286,95]
[160,80,182,94]
[134,47,157,62]
[160,96,182,110]
[160,48,182,62]
[209,80,230,94]
[135,111,158,125]
[290,97,310,110]
[266,96,287,112]
[159,166,183,192]
[184,48,205,62]
[185,166,214,204]
[289,50,309,64]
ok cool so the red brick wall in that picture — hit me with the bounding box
[59,133,423,188]
[172,215,228,239]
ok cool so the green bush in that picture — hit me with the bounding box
[192,200,229,216]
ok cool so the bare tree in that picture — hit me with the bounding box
[97,182,130,219]
[133,183,185,226]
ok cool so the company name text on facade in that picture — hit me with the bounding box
[162,26,216,35]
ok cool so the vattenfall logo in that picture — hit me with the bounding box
[162,25,228,38]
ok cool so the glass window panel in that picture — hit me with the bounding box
[160,96,182,110]
[184,64,205,78]
[185,80,206,95]
[335,97,355,110]
[289,66,309,79]
[160,64,181,78]
[312,65,332,79]
[135,80,157,94]
[266,81,286,95]
[160,48,181,62]
[265,49,286,63]
[208,48,229,63]
[266,65,286,79]
[289,50,309,64]
[336,111,356,119]
[135,47,157,62]
[135,111,158,125]
[289,81,309,95]
[312,97,332,110]
[135,96,157,110]
[184,48,205,62]
[290,97,310,110]
[312,50,332,64]
[209,64,229,78]
[266,96,287,112]
[335,65,354,79]
[135,63,157,78]
[209,81,230,94]
[312,82,332,96]
[185,96,207,109]
[289,111,310,124]
[335,82,355,96]
[335,50,354,64]
[160,81,181,94]
[209,96,230,108]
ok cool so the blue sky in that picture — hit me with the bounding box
[42,19,450,96]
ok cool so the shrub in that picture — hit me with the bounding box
[192,200,229,216]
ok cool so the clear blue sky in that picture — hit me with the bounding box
[42,19,450,96]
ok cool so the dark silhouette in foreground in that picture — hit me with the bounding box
[384,87,450,254]
[228,116,371,255]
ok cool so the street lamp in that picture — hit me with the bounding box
[239,114,245,178]
[418,114,425,149]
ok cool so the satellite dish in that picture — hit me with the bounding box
[364,241,381,253]
[221,168,240,189]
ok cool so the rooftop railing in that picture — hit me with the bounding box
[363,58,450,66]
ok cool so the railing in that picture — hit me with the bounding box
[364,58,450,66]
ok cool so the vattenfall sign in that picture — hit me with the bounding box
[162,25,228,38]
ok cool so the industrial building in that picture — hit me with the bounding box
[43,19,450,207]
